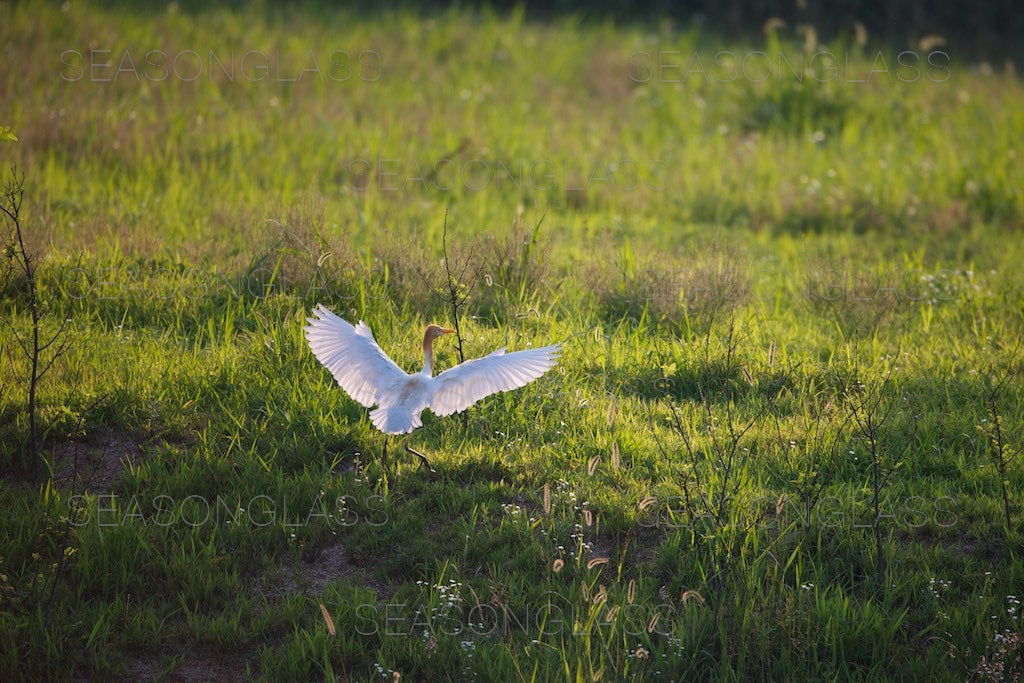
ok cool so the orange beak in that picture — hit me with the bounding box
[441,327,455,334]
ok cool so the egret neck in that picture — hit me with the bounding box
[421,325,454,376]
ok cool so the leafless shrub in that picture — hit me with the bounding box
[649,320,797,586]
[1,167,71,480]
[246,195,360,301]
[373,227,449,316]
[977,350,1020,536]
[586,252,677,324]
[679,247,750,328]
[838,354,917,579]
[56,214,159,260]
[373,212,550,323]
[770,376,851,527]
[802,260,906,338]
[587,243,748,333]
[474,213,550,320]
[440,211,479,366]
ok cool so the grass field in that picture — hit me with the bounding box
[2,2,1023,680]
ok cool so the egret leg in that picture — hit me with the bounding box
[404,442,437,476]
[382,435,390,464]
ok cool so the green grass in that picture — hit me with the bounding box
[2,2,1024,680]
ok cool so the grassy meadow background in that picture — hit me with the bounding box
[2,1,1023,679]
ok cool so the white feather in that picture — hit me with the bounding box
[304,305,560,435]
[429,345,561,417]
[304,304,408,408]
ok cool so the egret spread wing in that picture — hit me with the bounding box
[429,344,561,416]
[304,304,408,407]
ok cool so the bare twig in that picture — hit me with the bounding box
[979,344,1020,536]
[441,208,469,365]
[840,351,915,579]
[658,318,794,531]
[440,209,483,427]
[2,166,70,480]
[770,384,851,527]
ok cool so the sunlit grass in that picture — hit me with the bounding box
[2,1,1023,680]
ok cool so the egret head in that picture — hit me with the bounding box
[423,324,455,347]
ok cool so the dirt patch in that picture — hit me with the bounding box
[50,429,146,493]
[118,650,167,681]
[51,429,146,493]
[172,650,247,683]
[899,528,1004,562]
[121,647,247,682]
[253,542,392,605]
[621,525,665,569]
[588,534,617,564]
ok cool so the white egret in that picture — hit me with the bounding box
[304,304,560,472]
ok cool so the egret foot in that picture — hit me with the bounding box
[404,443,437,476]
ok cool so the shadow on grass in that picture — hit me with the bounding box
[607,360,793,405]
